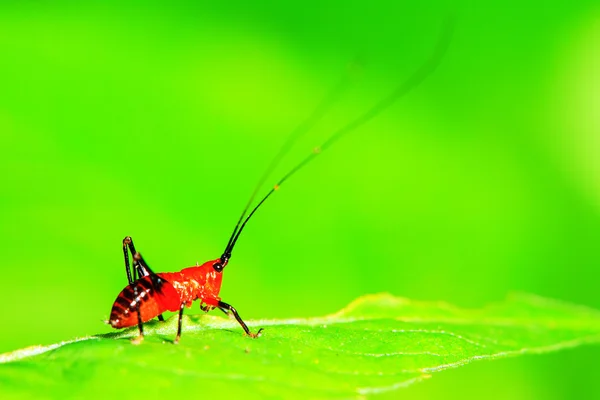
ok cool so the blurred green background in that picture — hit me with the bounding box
[1,0,600,398]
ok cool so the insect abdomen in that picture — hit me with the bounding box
[109,275,180,329]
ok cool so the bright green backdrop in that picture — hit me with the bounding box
[1,1,599,398]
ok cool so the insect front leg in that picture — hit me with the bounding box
[122,236,165,322]
[218,300,262,338]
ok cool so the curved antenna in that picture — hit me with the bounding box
[221,66,358,260]
[223,15,455,262]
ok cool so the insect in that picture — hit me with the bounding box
[108,17,454,343]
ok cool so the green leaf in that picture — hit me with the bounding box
[1,293,600,398]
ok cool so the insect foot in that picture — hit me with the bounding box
[247,328,264,339]
[131,335,144,345]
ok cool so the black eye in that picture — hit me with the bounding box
[213,262,223,272]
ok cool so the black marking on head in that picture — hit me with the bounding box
[212,261,224,272]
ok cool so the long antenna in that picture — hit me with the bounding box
[221,15,455,264]
[223,73,354,257]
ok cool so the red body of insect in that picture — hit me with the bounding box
[109,259,223,329]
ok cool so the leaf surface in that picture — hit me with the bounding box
[2,293,600,399]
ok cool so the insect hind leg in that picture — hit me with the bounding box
[175,303,185,344]
[123,236,157,282]
[122,236,164,322]
[130,286,145,344]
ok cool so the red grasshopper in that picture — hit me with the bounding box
[108,17,454,343]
